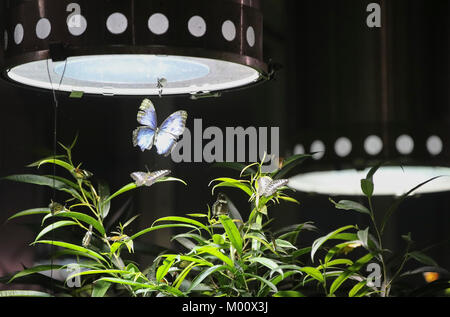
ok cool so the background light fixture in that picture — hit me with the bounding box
[0,0,267,96]
[287,1,450,197]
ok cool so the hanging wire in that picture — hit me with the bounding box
[45,57,68,295]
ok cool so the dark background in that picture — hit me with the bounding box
[0,0,449,288]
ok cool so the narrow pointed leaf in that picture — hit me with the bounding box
[299,267,324,283]
[311,225,356,261]
[35,220,78,241]
[8,208,50,221]
[34,240,107,263]
[8,265,64,283]
[330,199,371,216]
[2,174,82,200]
[187,265,227,293]
[219,215,243,254]
[154,217,209,233]
[329,253,374,295]
[51,212,105,235]
[0,290,52,297]
[92,281,111,297]
[98,180,111,220]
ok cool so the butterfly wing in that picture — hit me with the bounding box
[132,127,156,152]
[130,172,148,187]
[154,130,178,156]
[144,170,171,186]
[137,99,158,129]
[154,110,187,156]
[263,179,289,197]
[257,176,273,197]
[159,111,188,137]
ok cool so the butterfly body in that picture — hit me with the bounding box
[49,200,66,215]
[82,225,93,247]
[133,99,187,156]
[212,193,230,218]
[131,170,171,187]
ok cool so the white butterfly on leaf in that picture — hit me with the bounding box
[257,176,289,198]
[130,170,171,187]
[132,99,187,156]
[252,176,289,208]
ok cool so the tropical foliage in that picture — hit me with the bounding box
[0,142,448,297]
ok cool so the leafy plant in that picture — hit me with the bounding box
[143,155,313,297]
[1,142,449,297]
[1,138,188,297]
[305,165,450,297]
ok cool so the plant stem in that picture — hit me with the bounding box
[367,197,388,297]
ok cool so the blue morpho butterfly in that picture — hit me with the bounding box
[132,99,188,156]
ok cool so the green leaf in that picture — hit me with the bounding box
[360,179,374,198]
[27,158,73,173]
[70,91,84,98]
[154,217,210,233]
[97,278,185,297]
[274,239,297,250]
[7,208,50,221]
[366,163,383,181]
[249,257,282,275]
[173,262,198,289]
[244,234,276,254]
[317,259,354,270]
[185,213,208,218]
[51,212,105,235]
[408,251,438,267]
[330,199,371,216]
[349,280,368,297]
[2,174,83,200]
[324,239,359,263]
[130,224,200,241]
[187,265,227,293]
[291,247,312,259]
[35,220,78,241]
[0,290,52,297]
[329,253,374,295]
[33,240,107,263]
[357,227,370,249]
[273,291,305,297]
[311,225,356,261]
[98,180,111,220]
[104,183,137,204]
[155,177,187,186]
[156,258,176,282]
[258,271,300,297]
[210,178,253,197]
[92,280,111,297]
[219,215,243,254]
[67,269,130,281]
[171,233,208,245]
[196,246,234,267]
[8,265,64,283]
[245,273,278,293]
[159,254,213,267]
[299,267,324,283]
